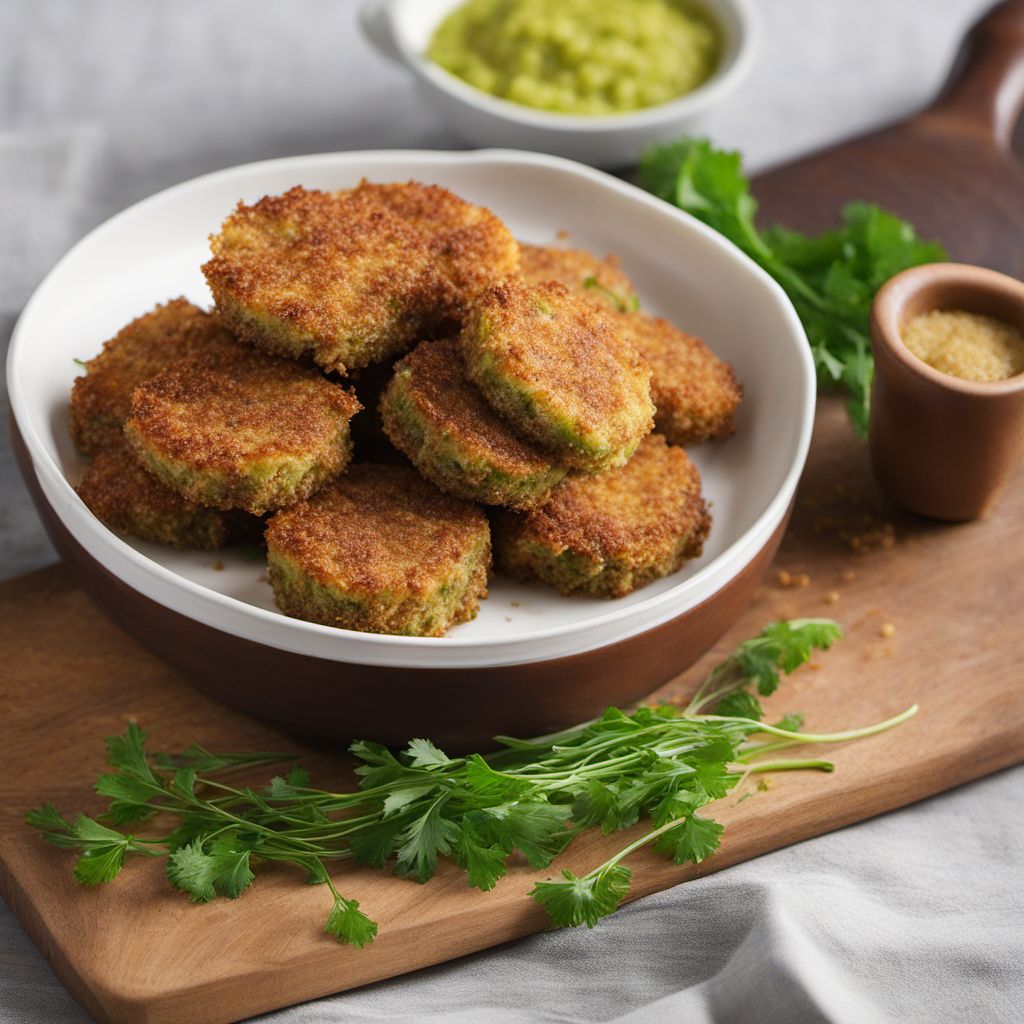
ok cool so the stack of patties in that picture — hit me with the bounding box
[380,258,726,600]
[70,299,360,549]
[69,181,741,637]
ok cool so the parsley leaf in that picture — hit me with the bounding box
[394,796,460,882]
[26,620,917,942]
[324,892,378,949]
[654,814,724,865]
[454,822,508,891]
[166,834,255,902]
[638,138,946,435]
[530,866,633,929]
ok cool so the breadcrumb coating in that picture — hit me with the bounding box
[613,311,742,444]
[519,243,637,312]
[493,434,710,598]
[76,439,241,550]
[381,337,565,508]
[68,299,240,455]
[203,182,518,374]
[124,347,360,515]
[265,463,491,636]
[353,180,519,327]
[460,278,653,472]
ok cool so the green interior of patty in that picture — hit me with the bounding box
[470,351,622,467]
[214,290,412,374]
[268,538,488,637]
[384,383,564,507]
[126,429,350,515]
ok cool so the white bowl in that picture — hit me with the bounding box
[360,0,759,167]
[8,149,811,683]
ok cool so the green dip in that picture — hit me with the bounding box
[427,0,720,116]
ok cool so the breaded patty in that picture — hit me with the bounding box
[614,311,742,444]
[265,463,491,636]
[460,279,654,472]
[68,299,239,455]
[353,180,519,326]
[519,243,637,313]
[124,348,360,515]
[76,439,241,550]
[493,434,710,598]
[381,338,566,509]
[203,182,517,374]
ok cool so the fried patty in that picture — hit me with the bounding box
[381,338,566,509]
[493,434,710,598]
[203,182,517,374]
[460,279,654,473]
[124,347,360,515]
[68,299,240,455]
[353,180,519,325]
[76,439,242,550]
[519,243,638,313]
[265,463,491,636]
[613,311,742,444]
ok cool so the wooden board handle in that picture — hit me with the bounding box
[927,0,1024,149]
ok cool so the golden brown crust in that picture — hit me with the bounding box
[383,337,560,481]
[266,463,488,592]
[203,182,518,373]
[76,439,235,550]
[68,299,240,455]
[460,278,653,470]
[265,463,491,635]
[493,434,711,597]
[614,312,742,444]
[518,243,636,311]
[124,347,360,514]
[352,181,519,321]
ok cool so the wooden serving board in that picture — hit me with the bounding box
[2,397,1024,1024]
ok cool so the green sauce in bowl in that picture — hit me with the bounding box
[428,0,721,116]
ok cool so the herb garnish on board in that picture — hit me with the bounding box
[27,619,915,946]
[638,139,947,435]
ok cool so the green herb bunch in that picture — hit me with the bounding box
[27,619,915,947]
[638,138,947,434]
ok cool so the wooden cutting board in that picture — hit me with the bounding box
[2,397,1023,1024]
[754,0,1024,277]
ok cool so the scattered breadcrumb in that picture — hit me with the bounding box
[880,622,896,638]
[825,590,840,605]
[776,569,811,588]
[212,561,224,571]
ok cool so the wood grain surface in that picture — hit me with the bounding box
[2,397,1023,1024]
[753,0,1024,278]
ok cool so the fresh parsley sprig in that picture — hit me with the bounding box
[638,138,947,435]
[27,619,916,945]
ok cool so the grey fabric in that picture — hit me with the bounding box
[1,2,1021,1022]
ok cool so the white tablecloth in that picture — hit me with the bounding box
[2,2,1021,1021]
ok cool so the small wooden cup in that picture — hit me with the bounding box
[869,262,1024,520]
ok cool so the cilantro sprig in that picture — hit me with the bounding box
[28,619,916,945]
[638,138,947,434]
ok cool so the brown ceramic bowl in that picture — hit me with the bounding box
[870,262,1024,521]
[7,150,815,749]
